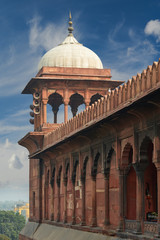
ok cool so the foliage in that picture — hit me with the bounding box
[0,211,25,240]
[0,234,11,240]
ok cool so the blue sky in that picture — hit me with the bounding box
[0,0,160,201]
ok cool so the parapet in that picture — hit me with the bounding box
[41,58,160,152]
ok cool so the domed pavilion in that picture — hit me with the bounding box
[22,13,123,131]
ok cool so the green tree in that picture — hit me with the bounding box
[0,211,25,240]
[0,234,11,240]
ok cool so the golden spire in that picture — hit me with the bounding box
[68,11,74,36]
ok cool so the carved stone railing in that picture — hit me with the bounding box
[43,59,160,149]
[125,219,137,232]
[144,221,157,234]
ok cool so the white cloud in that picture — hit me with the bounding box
[11,109,30,118]
[28,16,67,51]
[0,122,31,135]
[144,19,160,42]
[9,154,23,170]
[0,14,81,97]
[0,139,29,200]
[103,21,158,82]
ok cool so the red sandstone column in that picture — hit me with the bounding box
[50,186,53,221]
[50,182,54,221]
[39,159,43,222]
[104,172,109,225]
[81,176,86,225]
[118,168,125,232]
[53,110,58,123]
[155,163,160,237]
[85,100,90,109]
[71,179,76,224]
[64,101,68,123]
[42,100,47,124]
[91,175,97,227]
[63,178,67,223]
[64,89,69,123]
[56,179,60,222]
[85,89,90,109]
[135,166,145,234]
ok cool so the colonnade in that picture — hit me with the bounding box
[31,135,160,236]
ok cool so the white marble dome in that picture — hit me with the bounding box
[38,28,103,71]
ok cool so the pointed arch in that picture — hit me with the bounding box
[140,136,153,164]
[69,93,84,117]
[90,93,103,105]
[82,156,89,180]
[104,147,114,175]
[140,136,157,221]
[48,92,63,123]
[121,143,136,221]
[91,152,100,178]
[121,142,133,168]
[72,159,79,185]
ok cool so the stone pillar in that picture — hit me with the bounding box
[85,89,90,109]
[38,159,43,222]
[63,177,67,223]
[50,172,55,221]
[42,100,48,124]
[134,164,145,234]
[104,172,110,225]
[91,175,97,227]
[64,89,69,123]
[52,108,59,124]
[64,101,69,123]
[50,185,53,221]
[72,180,76,224]
[155,163,160,237]
[44,182,48,219]
[81,176,86,225]
[118,168,125,232]
[56,179,60,222]
[85,101,90,109]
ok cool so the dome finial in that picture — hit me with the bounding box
[68,11,74,36]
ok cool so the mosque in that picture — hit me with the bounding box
[19,14,160,240]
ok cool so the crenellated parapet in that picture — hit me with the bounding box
[41,59,160,152]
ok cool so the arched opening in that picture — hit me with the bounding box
[69,93,84,117]
[90,93,103,105]
[126,166,136,220]
[47,92,63,123]
[141,138,157,222]
[121,144,136,221]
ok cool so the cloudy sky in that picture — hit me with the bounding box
[0,0,160,201]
